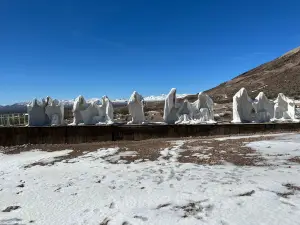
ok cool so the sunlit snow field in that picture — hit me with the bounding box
[1,133,300,225]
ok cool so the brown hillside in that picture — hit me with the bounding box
[205,47,300,103]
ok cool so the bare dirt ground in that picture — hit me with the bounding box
[1,132,294,167]
[1,132,300,224]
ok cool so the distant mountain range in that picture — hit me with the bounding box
[0,93,192,114]
[205,46,300,103]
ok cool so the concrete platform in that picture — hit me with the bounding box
[1,123,300,146]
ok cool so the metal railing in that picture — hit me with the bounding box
[0,113,29,127]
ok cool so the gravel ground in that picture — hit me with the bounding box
[1,132,295,167]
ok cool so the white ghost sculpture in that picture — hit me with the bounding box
[252,92,274,123]
[163,88,180,124]
[27,98,48,126]
[191,92,215,122]
[232,88,254,123]
[45,96,65,126]
[273,93,296,120]
[127,91,145,124]
[80,100,100,125]
[96,96,114,125]
[175,99,193,124]
[70,95,89,125]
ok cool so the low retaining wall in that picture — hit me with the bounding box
[0,123,300,146]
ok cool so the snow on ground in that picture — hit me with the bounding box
[159,140,186,162]
[0,149,73,171]
[247,134,300,165]
[214,133,293,141]
[1,134,300,225]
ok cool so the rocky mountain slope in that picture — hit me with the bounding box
[205,46,300,103]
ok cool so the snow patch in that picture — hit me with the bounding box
[247,134,300,165]
[0,149,73,171]
[1,134,300,224]
[159,140,186,162]
[214,133,292,141]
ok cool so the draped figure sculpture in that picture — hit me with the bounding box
[232,88,254,123]
[273,93,296,121]
[70,95,114,125]
[27,98,48,126]
[45,96,65,126]
[252,92,274,123]
[191,92,215,122]
[80,100,101,125]
[96,96,114,125]
[163,88,179,124]
[70,95,89,125]
[175,99,193,124]
[127,91,145,124]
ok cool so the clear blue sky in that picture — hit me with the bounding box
[1,0,300,105]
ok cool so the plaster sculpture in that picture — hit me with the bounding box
[191,92,215,122]
[127,91,145,124]
[175,99,193,124]
[252,92,274,123]
[27,98,48,126]
[232,88,254,123]
[273,93,296,121]
[70,95,89,125]
[96,96,114,125]
[163,88,180,124]
[80,100,100,125]
[45,96,65,126]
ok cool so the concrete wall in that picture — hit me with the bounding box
[0,123,300,146]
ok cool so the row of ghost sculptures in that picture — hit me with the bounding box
[27,87,297,126]
[163,88,215,124]
[26,89,215,126]
[27,97,64,126]
[71,95,114,125]
[124,88,215,125]
[232,88,298,123]
[27,95,114,126]
[70,89,215,125]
